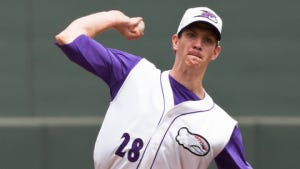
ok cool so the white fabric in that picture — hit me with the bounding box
[177,7,222,40]
[93,59,237,169]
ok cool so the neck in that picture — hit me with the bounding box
[170,66,206,99]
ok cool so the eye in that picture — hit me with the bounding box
[203,37,215,45]
[186,32,197,39]
[203,37,213,44]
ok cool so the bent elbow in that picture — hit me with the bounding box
[55,32,69,46]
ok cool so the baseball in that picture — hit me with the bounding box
[138,20,145,33]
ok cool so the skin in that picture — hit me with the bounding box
[55,10,144,45]
[170,24,221,99]
[55,10,221,99]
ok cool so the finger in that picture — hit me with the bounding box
[130,17,143,26]
[128,17,143,32]
[125,17,145,40]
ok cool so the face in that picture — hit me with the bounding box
[172,23,221,68]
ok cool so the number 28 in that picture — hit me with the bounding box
[115,133,144,162]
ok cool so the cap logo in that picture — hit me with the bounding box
[194,10,218,23]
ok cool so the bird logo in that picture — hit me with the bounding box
[175,127,210,156]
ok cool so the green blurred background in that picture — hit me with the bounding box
[0,0,299,168]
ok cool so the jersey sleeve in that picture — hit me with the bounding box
[56,34,142,99]
[214,126,253,169]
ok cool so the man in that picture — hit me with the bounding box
[55,6,252,169]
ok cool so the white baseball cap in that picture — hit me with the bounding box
[177,7,223,40]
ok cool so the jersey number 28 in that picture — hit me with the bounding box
[115,132,144,162]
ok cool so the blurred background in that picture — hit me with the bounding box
[0,0,299,168]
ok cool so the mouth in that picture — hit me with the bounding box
[187,51,202,59]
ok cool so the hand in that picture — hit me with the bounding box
[113,15,145,40]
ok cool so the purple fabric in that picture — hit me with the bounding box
[56,35,252,169]
[169,75,200,105]
[215,127,253,169]
[56,35,141,98]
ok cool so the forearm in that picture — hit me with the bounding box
[55,10,135,45]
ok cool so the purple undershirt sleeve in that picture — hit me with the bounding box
[56,35,141,99]
[215,126,253,169]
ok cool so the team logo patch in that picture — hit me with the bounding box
[194,10,218,23]
[175,127,210,156]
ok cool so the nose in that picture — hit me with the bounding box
[193,39,202,51]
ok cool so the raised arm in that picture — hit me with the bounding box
[55,10,144,45]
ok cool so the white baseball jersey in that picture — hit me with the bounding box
[93,59,237,169]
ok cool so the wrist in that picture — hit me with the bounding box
[108,10,130,29]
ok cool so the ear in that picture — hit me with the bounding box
[211,45,221,61]
[172,34,179,52]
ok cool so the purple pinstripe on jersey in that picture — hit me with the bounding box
[149,106,216,169]
[136,73,166,169]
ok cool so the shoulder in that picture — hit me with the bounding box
[210,103,237,129]
[125,58,161,81]
[204,92,236,125]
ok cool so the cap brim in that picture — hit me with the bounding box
[178,21,221,41]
